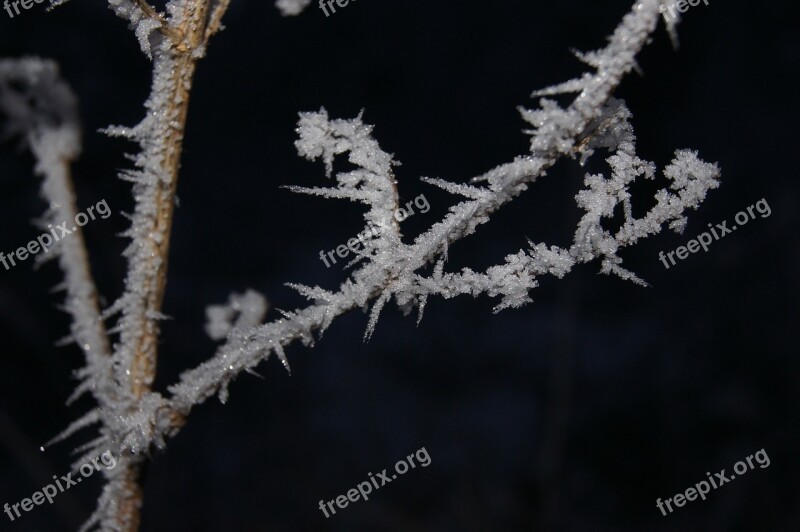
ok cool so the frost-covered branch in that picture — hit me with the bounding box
[2,2,717,531]
[0,58,143,532]
[413,101,718,310]
[0,59,114,405]
[97,0,229,405]
[79,1,235,529]
[154,0,719,433]
[9,2,239,530]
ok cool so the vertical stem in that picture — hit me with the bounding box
[129,46,201,400]
[118,464,145,532]
[117,2,209,530]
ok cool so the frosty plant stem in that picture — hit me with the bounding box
[0,1,719,531]
[14,0,234,530]
[100,1,231,529]
[124,3,207,402]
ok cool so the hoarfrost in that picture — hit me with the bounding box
[1,2,720,530]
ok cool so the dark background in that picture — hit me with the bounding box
[1,1,798,531]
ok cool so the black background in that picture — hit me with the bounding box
[0,1,798,531]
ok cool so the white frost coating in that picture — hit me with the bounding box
[657,0,682,48]
[135,18,163,59]
[0,61,133,532]
[106,0,146,25]
[48,0,168,58]
[101,36,184,407]
[206,289,269,340]
[275,0,312,16]
[0,58,79,151]
[0,59,114,407]
[162,0,720,427]
[5,2,228,530]
[2,2,720,529]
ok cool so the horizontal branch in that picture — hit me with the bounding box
[149,0,680,437]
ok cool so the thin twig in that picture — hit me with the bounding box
[204,0,232,41]
[132,0,183,44]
